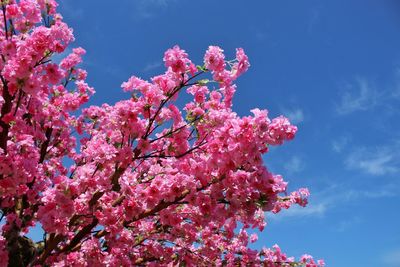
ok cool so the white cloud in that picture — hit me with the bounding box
[58,0,84,19]
[382,249,400,267]
[345,146,399,176]
[342,187,397,199]
[270,182,399,221]
[255,31,267,41]
[322,182,400,205]
[332,136,349,153]
[392,68,400,99]
[132,0,178,19]
[335,71,400,118]
[284,156,305,174]
[271,202,327,220]
[143,61,162,72]
[336,78,380,115]
[282,108,304,124]
[145,0,171,6]
[335,216,362,232]
[307,7,321,34]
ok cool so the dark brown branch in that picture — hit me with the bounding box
[39,127,53,163]
[149,115,202,144]
[136,138,207,161]
[33,51,53,67]
[88,190,104,209]
[34,234,64,265]
[60,217,99,253]
[0,75,12,155]
[143,71,205,139]
[123,189,190,227]
[2,4,8,40]
[13,89,23,116]
[124,173,223,227]
[111,165,126,192]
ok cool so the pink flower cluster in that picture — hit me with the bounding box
[0,234,8,267]
[0,1,323,266]
[163,45,195,74]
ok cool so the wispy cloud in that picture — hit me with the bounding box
[331,136,350,153]
[340,186,397,200]
[336,78,380,115]
[345,146,399,176]
[272,202,327,220]
[271,182,399,221]
[335,216,362,232]
[391,68,400,99]
[284,156,305,174]
[319,182,400,211]
[282,108,305,124]
[131,0,178,19]
[335,73,400,116]
[143,61,162,72]
[307,7,321,34]
[382,248,400,267]
[58,0,84,19]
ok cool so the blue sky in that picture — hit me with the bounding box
[48,1,400,266]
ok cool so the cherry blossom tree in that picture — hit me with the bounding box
[0,1,324,266]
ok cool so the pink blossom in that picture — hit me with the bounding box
[19,0,41,23]
[204,45,226,72]
[0,4,322,265]
[121,75,151,92]
[0,234,8,267]
[163,45,191,74]
[232,48,250,78]
[60,47,86,70]
[45,63,63,84]
[6,4,20,19]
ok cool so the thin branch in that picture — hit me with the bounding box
[59,218,99,253]
[2,4,8,40]
[124,173,223,227]
[39,128,53,163]
[13,90,24,116]
[0,75,12,155]
[149,116,202,144]
[143,71,205,139]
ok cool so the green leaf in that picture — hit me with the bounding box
[197,79,210,85]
